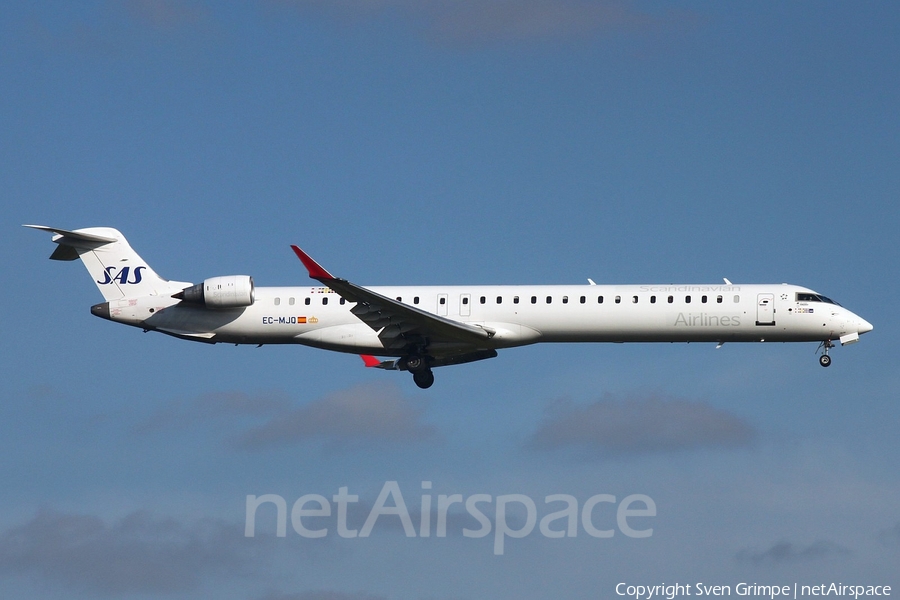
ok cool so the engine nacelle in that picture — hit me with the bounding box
[176,275,255,309]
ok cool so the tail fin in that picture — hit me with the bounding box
[24,225,189,301]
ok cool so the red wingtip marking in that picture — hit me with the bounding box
[360,354,381,368]
[291,245,335,280]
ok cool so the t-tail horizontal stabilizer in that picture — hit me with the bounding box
[23,224,117,261]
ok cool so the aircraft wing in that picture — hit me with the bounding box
[291,246,494,351]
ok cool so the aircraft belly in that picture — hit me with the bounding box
[146,304,245,333]
[294,323,385,353]
[475,322,542,349]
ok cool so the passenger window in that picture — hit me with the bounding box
[480,296,486,304]
[650,295,656,304]
[289,297,295,306]
[580,296,586,304]
[513,296,519,304]
[340,298,346,305]
[496,296,502,304]
[274,298,280,306]
[615,296,621,304]
[734,295,740,303]
[598,296,604,303]
[701,295,707,303]
[440,297,446,305]
[546,296,552,304]
[305,298,311,305]
[717,295,723,304]
[414,296,419,304]
[531,296,537,304]
[462,297,469,305]
[562,296,568,304]
[668,296,673,303]
[685,295,691,303]
[632,296,638,303]
[323,297,328,305]
[396,297,402,302]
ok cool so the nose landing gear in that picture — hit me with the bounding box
[818,340,834,367]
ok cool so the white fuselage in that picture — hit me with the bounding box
[28,225,873,387]
[106,282,872,356]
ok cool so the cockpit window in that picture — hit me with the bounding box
[796,293,841,306]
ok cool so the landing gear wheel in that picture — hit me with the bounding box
[413,369,435,389]
[818,339,834,368]
[406,355,426,373]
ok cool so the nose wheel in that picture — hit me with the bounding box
[818,340,834,367]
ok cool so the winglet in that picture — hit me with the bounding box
[360,354,381,368]
[291,245,335,280]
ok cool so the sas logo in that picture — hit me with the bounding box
[97,266,146,285]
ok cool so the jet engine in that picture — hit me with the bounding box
[174,275,255,308]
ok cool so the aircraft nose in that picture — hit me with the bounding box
[858,317,873,335]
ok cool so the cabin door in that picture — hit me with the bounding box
[756,293,775,326]
[459,294,471,317]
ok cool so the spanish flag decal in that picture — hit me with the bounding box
[298,316,307,324]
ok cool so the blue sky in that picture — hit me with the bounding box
[1,1,898,598]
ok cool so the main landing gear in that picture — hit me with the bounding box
[405,355,435,389]
[413,370,435,389]
[818,340,834,367]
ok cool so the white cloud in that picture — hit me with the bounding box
[272,0,687,44]
[526,394,755,457]
[877,522,900,549]
[0,509,261,595]
[735,540,852,565]
[235,382,438,451]
[258,592,386,600]
[124,0,208,30]
[133,390,292,433]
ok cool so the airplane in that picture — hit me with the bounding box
[25,225,873,389]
